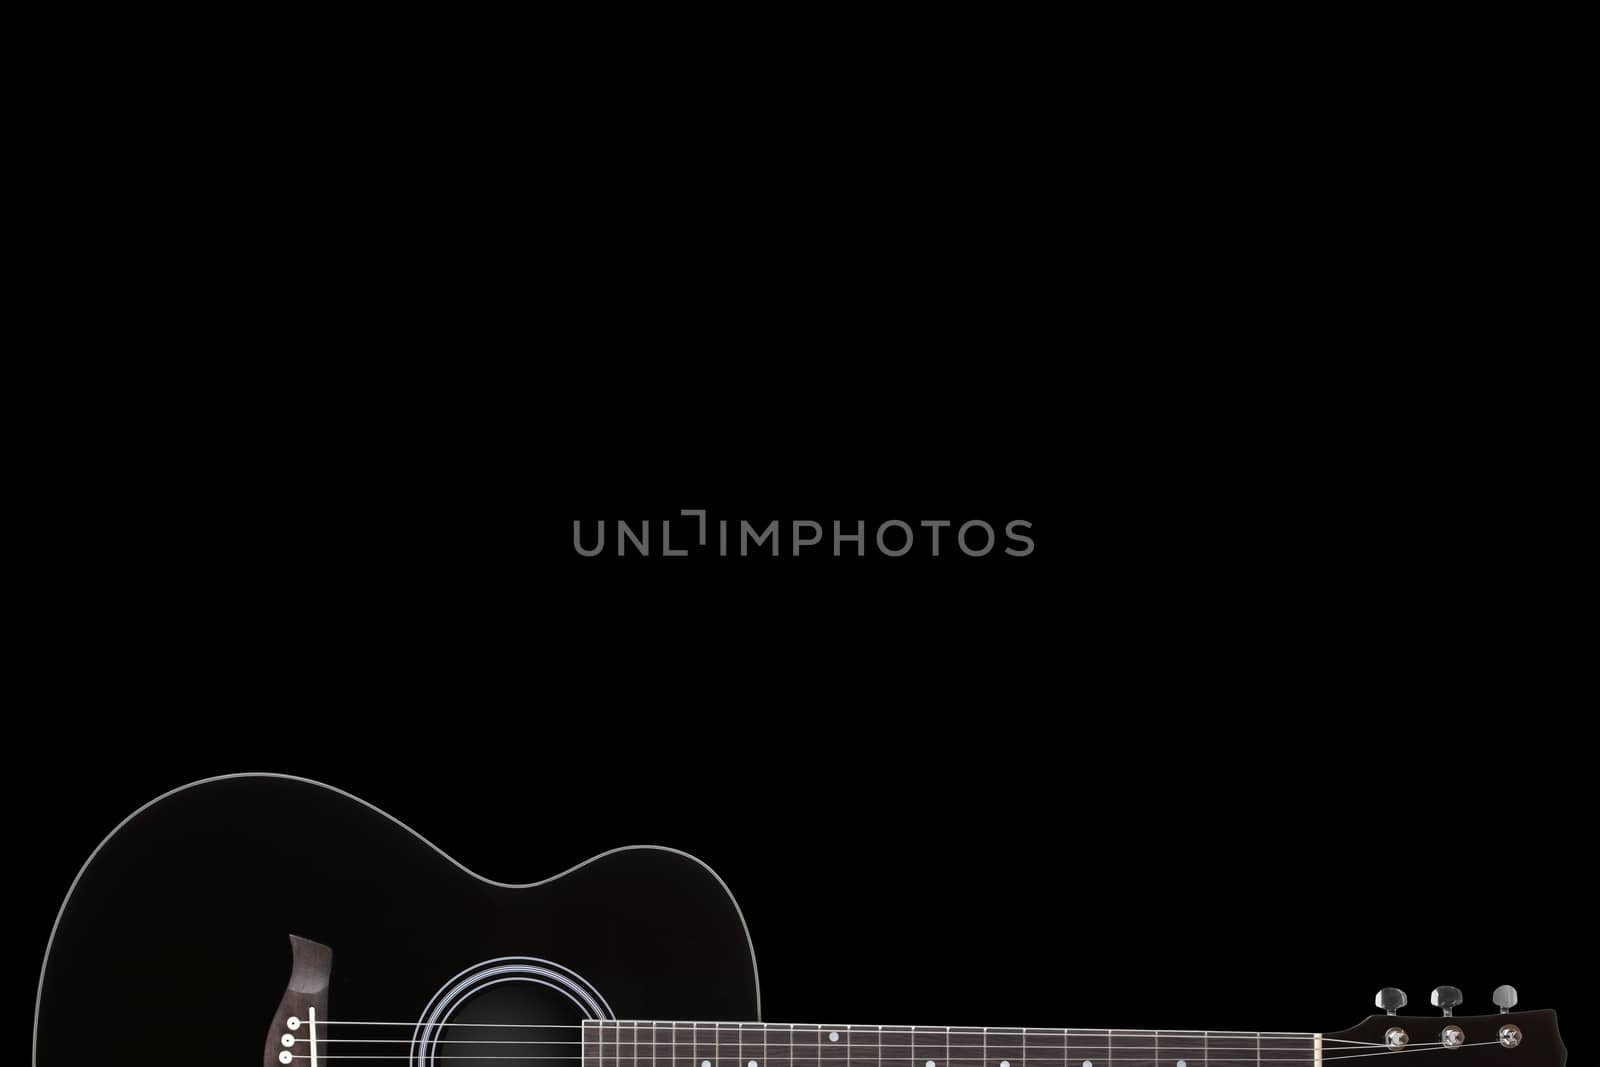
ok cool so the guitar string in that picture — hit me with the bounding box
[306,1031,1382,1050]
[284,1041,1498,1062]
[312,1023,1371,1041]
[306,1025,1383,1048]
[302,1040,1352,1052]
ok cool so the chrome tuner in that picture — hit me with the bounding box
[1376,988,1408,1015]
[1431,986,1464,1017]
[1441,1025,1466,1049]
[1498,1024,1523,1049]
[1493,985,1518,1013]
[1385,1028,1409,1051]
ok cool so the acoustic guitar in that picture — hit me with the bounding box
[33,775,1567,1066]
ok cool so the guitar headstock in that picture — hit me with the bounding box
[1326,987,1565,1066]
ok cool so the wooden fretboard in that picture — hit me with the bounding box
[582,1022,1319,1067]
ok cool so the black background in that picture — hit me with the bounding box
[21,16,1583,1062]
[26,476,1580,1059]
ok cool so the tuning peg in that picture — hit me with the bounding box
[1431,986,1464,1017]
[1376,988,1408,1015]
[1493,985,1518,1013]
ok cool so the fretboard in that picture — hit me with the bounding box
[582,1023,1319,1067]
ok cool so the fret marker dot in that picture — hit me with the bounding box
[830,1033,840,1043]
[1084,1062,1093,1067]
[749,1060,758,1066]
[1179,1061,1188,1067]
[927,1060,936,1066]
[1002,1061,1011,1066]
[702,1060,710,1066]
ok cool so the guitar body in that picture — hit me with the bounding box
[36,774,1570,1067]
[35,774,760,1066]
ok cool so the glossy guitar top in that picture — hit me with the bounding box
[35,774,760,1066]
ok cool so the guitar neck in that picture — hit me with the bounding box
[583,1022,1320,1067]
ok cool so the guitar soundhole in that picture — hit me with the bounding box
[437,984,584,1067]
[411,957,612,1067]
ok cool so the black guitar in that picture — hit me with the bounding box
[34,775,1566,1066]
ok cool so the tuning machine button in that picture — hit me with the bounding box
[1431,986,1464,1017]
[1493,985,1519,1013]
[1376,988,1408,1016]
